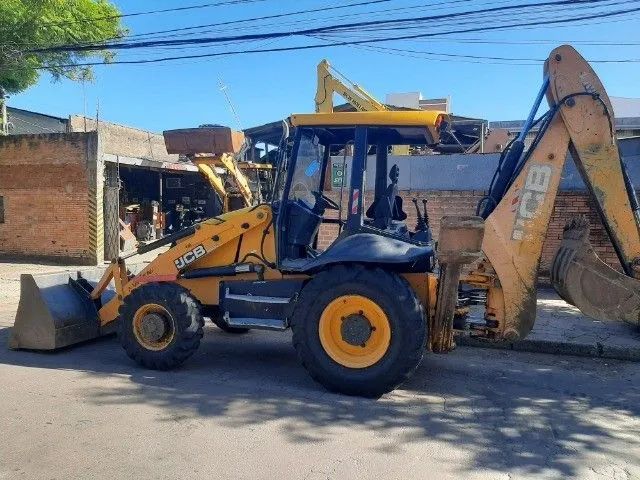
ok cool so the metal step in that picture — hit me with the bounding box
[223,313,288,331]
[224,288,291,304]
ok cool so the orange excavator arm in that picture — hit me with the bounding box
[475,45,640,341]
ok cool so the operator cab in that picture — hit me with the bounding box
[273,111,446,273]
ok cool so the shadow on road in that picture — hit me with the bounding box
[0,325,638,478]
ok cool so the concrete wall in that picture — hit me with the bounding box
[331,136,640,192]
[68,116,178,163]
[0,132,103,264]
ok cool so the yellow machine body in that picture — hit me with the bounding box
[94,205,441,328]
[291,111,446,147]
[96,205,280,325]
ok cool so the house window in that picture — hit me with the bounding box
[0,196,4,223]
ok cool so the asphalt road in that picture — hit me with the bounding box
[1,325,638,480]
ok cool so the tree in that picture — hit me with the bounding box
[0,0,126,94]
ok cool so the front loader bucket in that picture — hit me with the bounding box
[551,217,640,327]
[9,269,117,350]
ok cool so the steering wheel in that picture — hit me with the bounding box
[311,191,340,211]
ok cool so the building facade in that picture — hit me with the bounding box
[0,110,211,264]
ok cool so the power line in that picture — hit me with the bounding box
[125,0,518,46]
[402,36,640,47]
[346,0,635,32]
[125,0,395,40]
[113,1,638,58]
[35,0,268,27]
[29,0,617,54]
[314,1,637,39]
[124,0,635,44]
[7,0,449,49]
[6,0,638,73]
[7,0,408,51]
[350,44,541,65]
[24,3,640,68]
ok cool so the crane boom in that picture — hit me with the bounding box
[315,59,387,113]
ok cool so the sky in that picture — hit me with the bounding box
[9,0,640,132]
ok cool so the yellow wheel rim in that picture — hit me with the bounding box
[132,303,176,351]
[319,295,391,369]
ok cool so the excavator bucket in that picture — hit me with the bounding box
[8,269,117,350]
[551,217,640,327]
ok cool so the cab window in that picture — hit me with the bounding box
[288,128,325,208]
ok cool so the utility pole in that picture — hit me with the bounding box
[0,87,8,136]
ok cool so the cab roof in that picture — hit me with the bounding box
[289,110,446,128]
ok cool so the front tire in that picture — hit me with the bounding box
[118,283,204,370]
[290,265,427,397]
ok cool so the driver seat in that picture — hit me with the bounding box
[283,190,336,261]
[366,164,407,230]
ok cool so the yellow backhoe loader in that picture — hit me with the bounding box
[10,45,640,397]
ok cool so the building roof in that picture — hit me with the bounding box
[6,107,68,135]
[243,120,287,146]
[5,107,195,172]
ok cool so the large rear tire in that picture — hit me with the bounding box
[118,283,204,370]
[290,265,426,397]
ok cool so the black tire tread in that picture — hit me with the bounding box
[290,264,426,397]
[118,283,204,370]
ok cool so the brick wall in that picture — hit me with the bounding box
[318,189,619,275]
[542,192,620,273]
[0,132,101,264]
[69,116,176,162]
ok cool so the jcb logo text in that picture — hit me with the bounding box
[512,164,553,240]
[174,245,207,269]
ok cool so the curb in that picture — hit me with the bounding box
[457,336,640,362]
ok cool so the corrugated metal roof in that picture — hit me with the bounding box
[6,107,67,135]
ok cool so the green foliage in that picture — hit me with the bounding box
[0,0,126,93]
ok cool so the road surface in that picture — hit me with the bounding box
[0,260,638,479]
[0,326,638,480]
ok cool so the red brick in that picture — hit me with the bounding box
[317,189,620,276]
[0,134,94,262]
